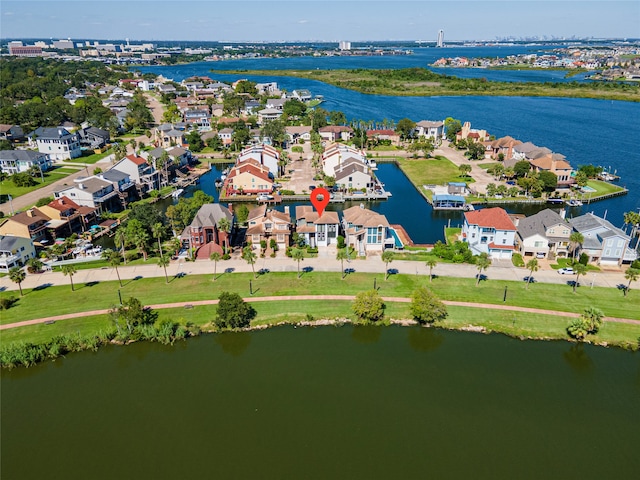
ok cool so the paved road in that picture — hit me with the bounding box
[2,294,637,331]
[0,250,631,293]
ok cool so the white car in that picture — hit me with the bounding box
[557,267,574,275]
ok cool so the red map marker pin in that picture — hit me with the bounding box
[310,187,330,218]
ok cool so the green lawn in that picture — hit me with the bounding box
[581,180,626,199]
[551,258,601,272]
[397,156,475,187]
[2,271,639,329]
[0,170,71,199]
[478,162,500,170]
[65,148,113,164]
[445,227,461,245]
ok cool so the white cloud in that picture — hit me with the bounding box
[298,19,308,24]
[4,11,14,16]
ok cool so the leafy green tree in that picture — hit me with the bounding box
[124,93,153,131]
[126,219,150,261]
[465,141,485,161]
[425,257,437,283]
[210,251,222,281]
[309,107,328,131]
[242,246,257,278]
[110,297,155,335]
[352,290,385,323]
[538,171,558,192]
[329,110,347,126]
[222,93,245,115]
[291,247,305,278]
[261,118,286,147]
[11,172,37,187]
[458,164,472,177]
[336,248,349,280]
[395,118,416,139]
[61,264,77,292]
[410,287,448,324]
[186,130,204,152]
[114,228,128,264]
[102,249,123,287]
[624,267,639,297]
[572,263,588,293]
[234,80,257,95]
[235,204,250,224]
[9,267,26,296]
[444,117,462,142]
[231,121,251,150]
[525,258,539,289]
[157,254,170,284]
[513,160,532,177]
[475,254,491,286]
[282,99,307,117]
[381,250,394,281]
[215,291,256,329]
[206,135,223,151]
[623,211,640,239]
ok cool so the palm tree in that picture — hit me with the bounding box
[581,306,604,334]
[210,251,222,281]
[425,257,437,283]
[61,264,78,292]
[114,228,128,264]
[102,249,123,287]
[475,254,491,286]
[572,263,588,293]
[132,230,150,261]
[525,258,539,289]
[623,267,639,297]
[569,232,584,260]
[381,250,394,281]
[157,254,170,284]
[336,248,349,280]
[242,246,257,279]
[218,217,232,251]
[26,257,43,274]
[152,222,165,259]
[291,247,305,278]
[9,267,26,296]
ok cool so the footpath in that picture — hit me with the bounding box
[1,294,638,331]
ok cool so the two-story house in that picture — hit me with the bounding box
[36,196,98,236]
[414,120,445,140]
[515,209,572,259]
[569,212,637,266]
[334,159,374,191]
[0,124,25,143]
[112,155,161,193]
[183,203,234,259]
[257,108,282,125]
[285,126,312,145]
[0,209,51,243]
[322,144,367,177]
[77,126,111,150]
[224,159,273,195]
[238,144,280,177]
[0,235,36,272]
[28,127,81,161]
[54,177,121,213]
[0,150,52,175]
[318,125,353,143]
[462,207,517,259]
[342,205,393,255]
[218,128,234,146]
[295,206,340,248]
[246,205,292,251]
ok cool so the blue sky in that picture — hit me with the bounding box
[1,1,638,42]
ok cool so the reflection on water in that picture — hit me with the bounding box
[351,324,383,344]
[214,331,252,356]
[407,326,445,352]
[562,343,594,376]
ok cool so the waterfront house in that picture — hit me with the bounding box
[462,207,517,259]
[366,129,401,146]
[0,235,36,272]
[321,144,367,177]
[414,120,445,140]
[529,154,574,187]
[246,205,292,250]
[295,206,340,248]
[342,205,393,255]
[318,125,353,142]
[238,144,280,177]
[166,146,191,167]
[36,196,98,236]
[224,159,273,195]
[0,150,52,175]
[291,89,312,102]
[54,177,121,213]
[484,136,522,160]
[569,212,637,266]
[28,127,81,161]
[515,209,572,259]
[183,203,234,259]
[112,155,161,193]
[218,128,233,146]
[0,209,51,243]
[334,159,374,191]
[77,126,110,150]
[265,98,287,111]
[511,142,552,162]
[456,122,488,143]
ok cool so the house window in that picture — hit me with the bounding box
[471,233,476,239]
[604,249,611,256]
[480,236,488,244]
[614,249,621,257]
[502,239,507,244]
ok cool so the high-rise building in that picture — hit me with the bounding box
[339,41,351,51]
[436,30,444,48]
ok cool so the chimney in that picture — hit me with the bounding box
[560,209,566,219]
[78,183,85,190]
[284,206,290,215]
[26,209,35,217]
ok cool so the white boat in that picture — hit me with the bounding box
[567,199,583,207]
[172,188,184,198]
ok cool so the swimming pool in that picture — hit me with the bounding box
[389,228,404,249]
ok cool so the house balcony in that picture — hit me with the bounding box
[93,190,119,203]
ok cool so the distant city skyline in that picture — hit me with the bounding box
[1,1,639,42]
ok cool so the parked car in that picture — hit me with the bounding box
[536,252,546,259]
[557,267,574,275]
[309,185,316,191]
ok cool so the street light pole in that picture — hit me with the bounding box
[503,286,508,302]
[249,279,253,296]
[118,289,123,305]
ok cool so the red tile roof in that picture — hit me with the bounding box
[125,154,147,166]
[488,243,515,250]
[464,207,516,231]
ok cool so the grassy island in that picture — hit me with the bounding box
[211,67,640,102]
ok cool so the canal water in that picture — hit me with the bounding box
[2,326,638,479]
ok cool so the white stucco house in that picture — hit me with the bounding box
[462,207,517,259]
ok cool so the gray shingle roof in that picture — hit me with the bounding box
[189,204,233,229]
[517,209,569,239]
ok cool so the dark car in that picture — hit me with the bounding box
[309,185,316,191]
